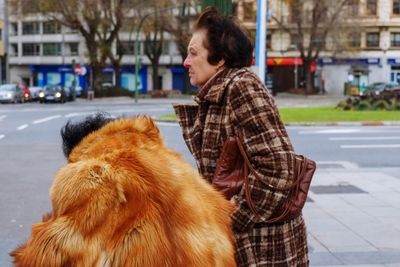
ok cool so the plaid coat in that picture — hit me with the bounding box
[174,68,309,267]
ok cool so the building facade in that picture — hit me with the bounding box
[7,13,186,94]
[237,0,400,96]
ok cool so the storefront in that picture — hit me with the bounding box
[388,58,400,84]
[29,65,148,94]
[318,57,381,95]
[266,57,316,94]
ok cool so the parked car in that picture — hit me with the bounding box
[75,86,83,97]
[22,87,32,102]
[361,82,399,96]
[29,86,43,101]
[0,84,24,104]
[63,86,76,101]
[39,85,66,103]
[380,86,400,99]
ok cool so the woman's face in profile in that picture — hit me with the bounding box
[184,29,224,87]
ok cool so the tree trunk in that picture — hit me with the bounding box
[152,62,160,91]
[304,62,314,95]
[91,65,103,97]
[114,64,121,88]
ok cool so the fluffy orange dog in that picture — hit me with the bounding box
[11,114,236,267]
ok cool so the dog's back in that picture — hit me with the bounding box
[11,116,236,267]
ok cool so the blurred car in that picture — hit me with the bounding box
[22,87,32,102]
[63,86,76,101]
[75,86,83,97]
[380,86,400,99]
[0,84,24,104]
[29,86,43,101]
[39,84,66,103]
[360,82,399,96]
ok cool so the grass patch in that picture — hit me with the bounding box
[156,114,177,121]
[156,106,400,123]
[279,106,400,122]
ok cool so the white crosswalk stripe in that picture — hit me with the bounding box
[17,124,29,130]
[33,115,62,124]
[341,144,400,149]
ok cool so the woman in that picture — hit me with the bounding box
[174,7,309,267]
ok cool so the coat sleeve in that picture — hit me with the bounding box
[228,74,295,232]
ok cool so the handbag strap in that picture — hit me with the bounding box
[234,135,303,222]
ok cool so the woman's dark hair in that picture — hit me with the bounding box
[194,6,253,68]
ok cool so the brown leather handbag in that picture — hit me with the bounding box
[212,136,316,223]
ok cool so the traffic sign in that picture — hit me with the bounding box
[74,65,87,76]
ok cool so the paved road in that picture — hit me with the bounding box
[0,97,399,266]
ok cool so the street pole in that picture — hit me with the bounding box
[255,0,267,84]
[4,0,10,83]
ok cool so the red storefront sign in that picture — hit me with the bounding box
[253,57,316,72]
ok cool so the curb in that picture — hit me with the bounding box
[284,121,400,126]
[154,119,400,127]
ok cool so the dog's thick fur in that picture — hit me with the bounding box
[11,115,236,267]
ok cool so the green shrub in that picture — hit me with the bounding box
[372,99,391,111]
[391,99,400,111]
[355,100,372,111]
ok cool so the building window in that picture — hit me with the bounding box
[43,21,61,34]
[43,43,61,56]
[313,33,325,48]
[348,32,361,47]
[162,41,169,55]
[366,32,380,47]
[22,43,40,56]
[391,32,400,47]
[366,0,377,15]
[10,23,18,36]
[11,44,18,56]
[118,41,135,55]
[394,0,400,14]
[290,33,300,49]
[267,34,271,49]
[68,43,79,56]
[22,22,40,35]
[347,0,359,16]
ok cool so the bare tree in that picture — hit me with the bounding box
[163,0,201,93]
[143,7,166,91]
[9,0,133,95]
[273,0,356,93]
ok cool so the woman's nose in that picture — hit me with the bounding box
[183,56,190,68]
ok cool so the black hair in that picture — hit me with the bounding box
[60,112,114,158]
[194,6,253,68]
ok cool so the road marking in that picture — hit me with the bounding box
[156,121,179,127]
[109,108,168,113]
[330,136,400,141]
[299,129,361,134]
[65,112,93,118]
[33,115,62,124]
[17,124,29,130]
[0,115,6,121]
[317,161,359,170]
[0,134,4,140]
[341,144,400,149]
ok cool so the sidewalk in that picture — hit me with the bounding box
[306,166,400,267]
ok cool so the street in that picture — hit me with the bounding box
[1,99,400,266]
